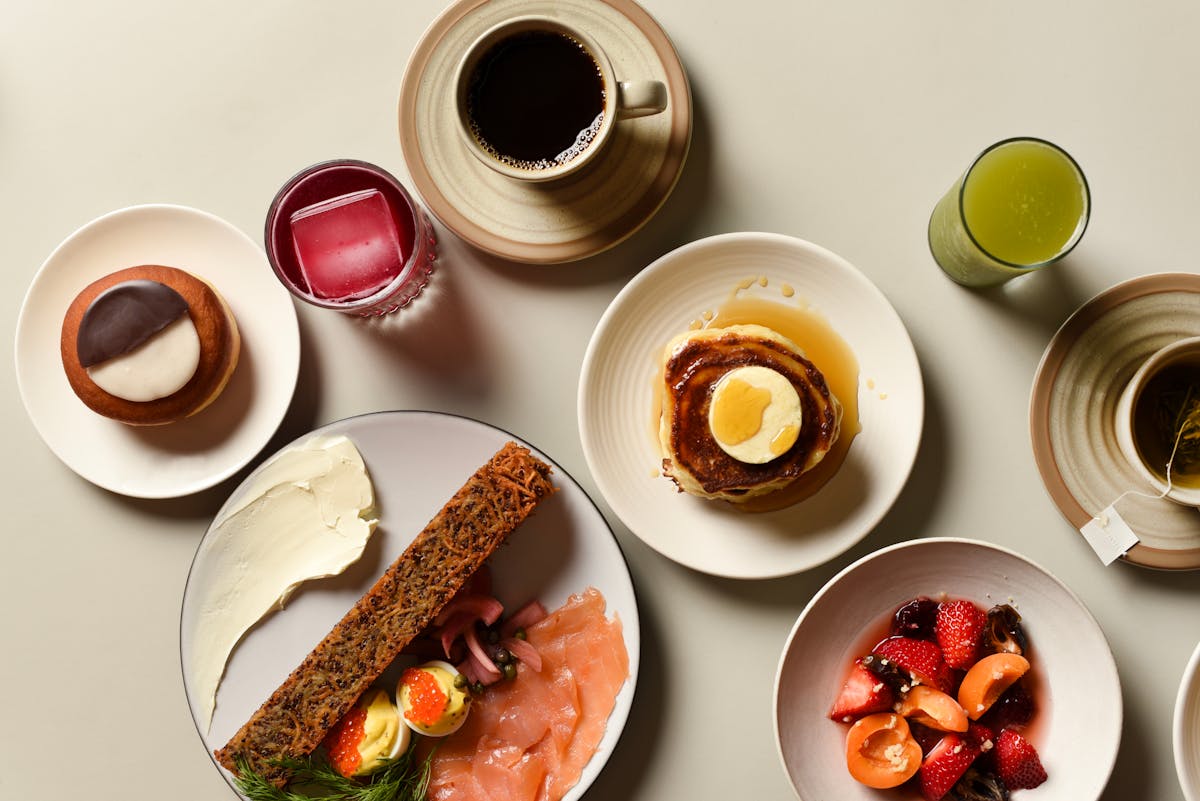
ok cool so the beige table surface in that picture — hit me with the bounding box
[3,1,1198,799]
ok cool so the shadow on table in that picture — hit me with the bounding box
[344,259,496,399]
[1099,664,1158,800]
[962,252,1097,340]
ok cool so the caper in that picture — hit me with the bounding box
[502,662,517,680]
[453,673,468,690]
[494,648,512,665]
[471,681,485,695]
[514,629,527,641]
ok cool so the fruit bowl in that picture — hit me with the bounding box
[773,537,1121,801]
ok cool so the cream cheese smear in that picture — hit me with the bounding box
[187,434,378,732]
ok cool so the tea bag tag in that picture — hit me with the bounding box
[1079,504,1140,565]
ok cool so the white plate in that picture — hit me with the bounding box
[578,232,923,578]
[1177,639,1200,801]
[180,411,639,800]
[14,204,300,498]
[774,537,1121,801]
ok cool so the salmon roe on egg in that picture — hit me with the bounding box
[401,667,448,726]
[322,705,367,777]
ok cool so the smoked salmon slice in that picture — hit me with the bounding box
[425,587,629,801]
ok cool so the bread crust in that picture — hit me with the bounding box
[59,265,240,425]
[215,441,556,785]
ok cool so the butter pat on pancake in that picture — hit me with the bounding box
[708,365,803,463]
[659,324,842,502]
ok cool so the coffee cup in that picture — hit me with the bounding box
[453,16,668,183]
[1113,336,1200,506]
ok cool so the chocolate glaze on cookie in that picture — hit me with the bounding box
[77,280,190,367]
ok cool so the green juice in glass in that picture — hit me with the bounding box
[929,138,1089,287]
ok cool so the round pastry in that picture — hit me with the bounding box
[60,265,241,426]
[658,324,842,502]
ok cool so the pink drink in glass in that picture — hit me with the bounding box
[265,160,436,315]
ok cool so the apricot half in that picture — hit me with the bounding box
[845,713,923,789]
[957,652,1030,720]
[896,685,969,732]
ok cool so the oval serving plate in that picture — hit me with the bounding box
[180,411,639,801]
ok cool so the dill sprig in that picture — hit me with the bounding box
[232,747,432,801]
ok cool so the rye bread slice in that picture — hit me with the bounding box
[214,441,555,784]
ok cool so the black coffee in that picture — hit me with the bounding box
[467,30,605,170]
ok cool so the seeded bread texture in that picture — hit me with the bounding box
[214,441,556,785]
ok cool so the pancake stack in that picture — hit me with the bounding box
[658,324,842,502]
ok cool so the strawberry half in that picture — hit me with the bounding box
[965,721,998,774]
[918,732,981,801]
[872,636,952,692]
[935,599,987,670]
[829,658,895,722]
[995,728,1048,790]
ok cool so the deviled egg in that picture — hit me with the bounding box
[398,660,471,737]
[323,687,411,777]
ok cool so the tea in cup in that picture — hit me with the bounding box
[454,16,668,182]
[1113,336,1200,506]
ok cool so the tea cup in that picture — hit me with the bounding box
[1113,336,1200,506]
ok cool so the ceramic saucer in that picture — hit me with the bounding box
[1030,272,1200,569]
[398,0,691,264]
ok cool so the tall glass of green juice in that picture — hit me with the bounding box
[928,138,1090,287]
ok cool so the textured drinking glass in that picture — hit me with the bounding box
[928,138,1090,287]
[266,159,437,316]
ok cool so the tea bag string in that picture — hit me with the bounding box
[1101,424,1187,519]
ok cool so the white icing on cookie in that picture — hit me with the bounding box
[86,316,201,401]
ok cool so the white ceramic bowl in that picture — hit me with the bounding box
[773,538,1121,801]
[1176,639,1200,801]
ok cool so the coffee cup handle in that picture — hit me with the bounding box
[616,80,668,119]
